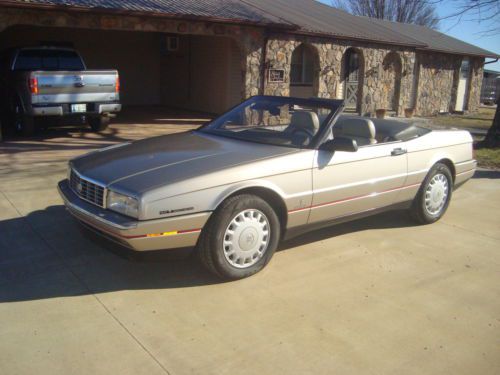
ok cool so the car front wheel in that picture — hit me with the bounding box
[410,162,453,224]
[198,194,281,280]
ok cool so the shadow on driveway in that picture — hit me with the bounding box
[0,204,416,303]
[473,169,500,179]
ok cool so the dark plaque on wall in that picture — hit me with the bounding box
[268,69,285,83]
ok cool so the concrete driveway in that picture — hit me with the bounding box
[1,109,499,375]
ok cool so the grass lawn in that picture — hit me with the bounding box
[475,147,500,169]
[423,106,499,168]
[428,107,495,130]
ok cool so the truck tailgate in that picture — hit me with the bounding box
[32,70,119,104]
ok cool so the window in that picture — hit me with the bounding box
[201,96,340,148]
[460,58,470,79]
[14,49,85,71]
[291,45,316,85]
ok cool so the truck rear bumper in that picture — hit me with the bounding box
[31,102,121,117]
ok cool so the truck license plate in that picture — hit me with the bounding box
[71,104,87,113]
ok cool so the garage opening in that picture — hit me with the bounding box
[0,25,245,115]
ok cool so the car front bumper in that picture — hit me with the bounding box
[58,179,210,252]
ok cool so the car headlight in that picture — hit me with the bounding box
[107,190,139,218]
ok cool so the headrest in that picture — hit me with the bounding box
[338,118,376,139]
[290,111,320,133]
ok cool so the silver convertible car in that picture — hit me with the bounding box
[58,96,476,279]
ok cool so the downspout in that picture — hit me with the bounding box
[260,31,269,95]
[484,58,499,65]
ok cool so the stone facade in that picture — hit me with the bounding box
[415,52,461,115]
[0,6,485,118]
[468,57,484,112]
[264,34,418,116]
[415,52,484,115]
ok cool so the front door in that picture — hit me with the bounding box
[455,58,470,111]
[344,50,359,109]
[309,142,408,224]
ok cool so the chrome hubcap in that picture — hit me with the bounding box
[223,209,270,269]
[425,173,449,215]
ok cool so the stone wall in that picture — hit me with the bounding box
[416,53,484,116]
[264,34,416,116]
[415,52,461,115]
[467,57,484,112]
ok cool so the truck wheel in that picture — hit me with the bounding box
[10,100,35,136]
[409,162,453,224]
[198,194,281,280]
[89,116,110,132]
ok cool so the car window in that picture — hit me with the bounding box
[201,96,341,149]
[14,50,84,71]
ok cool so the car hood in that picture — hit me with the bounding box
[71,131,298,194]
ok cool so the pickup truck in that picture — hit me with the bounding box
[0,46,121,136]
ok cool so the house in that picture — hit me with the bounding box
[0,0,497,116]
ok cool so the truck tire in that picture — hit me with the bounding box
[197,194,281,280]
[89,116,110,132]
[11,100,35,137]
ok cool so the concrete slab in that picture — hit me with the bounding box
[1,109,499,375]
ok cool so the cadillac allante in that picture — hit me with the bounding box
[58,96,476,279]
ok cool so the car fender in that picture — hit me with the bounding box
[141,180,287,221]
[212,179,288,211]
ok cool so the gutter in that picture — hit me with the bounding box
[485,58,499,65]
[415,47,500,60]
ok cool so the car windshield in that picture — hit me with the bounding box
[14,49,85,71]
[200,96,343,148]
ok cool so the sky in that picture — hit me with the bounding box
[317,0,500,71]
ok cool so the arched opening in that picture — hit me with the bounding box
[341,48,364,113]
[381,52,402,112]
[290,44,319,98]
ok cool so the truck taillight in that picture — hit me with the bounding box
[115,75,120,93]
[29,77,39,95]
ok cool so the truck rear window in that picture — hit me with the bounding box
[14,50,85,71]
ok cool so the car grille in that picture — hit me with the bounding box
[69,169,105,208]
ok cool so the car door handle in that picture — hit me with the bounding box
[391,148,407,156]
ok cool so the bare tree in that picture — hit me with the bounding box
[441,1,499,145]
[332,0,440,28]
[440,0,500,35]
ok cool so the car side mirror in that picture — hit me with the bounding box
[319,137,358,153]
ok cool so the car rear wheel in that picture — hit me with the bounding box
[410,162,453,224]
[89,116,110,132]
[198,194,281,280]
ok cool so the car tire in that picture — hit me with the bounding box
[89,116,110,132]
[197,194,281,280]
[409,162,453,224]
